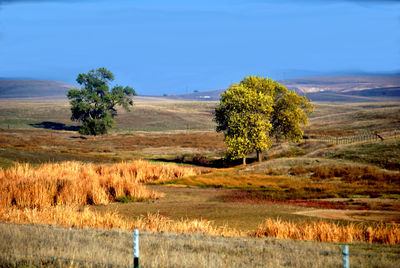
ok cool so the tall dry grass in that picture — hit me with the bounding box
[1,160,399,244]
[100,160,200,183]
[250,218,400,245]
[0,161,200,209]
[1,205,399,244]
[0,206,239,237]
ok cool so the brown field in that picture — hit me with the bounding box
[1,98,400,266]
[1,204,399,244]
[1,99,399,134]
[0,160,399,245]
[3,223,399,268]
[0,128,225,169]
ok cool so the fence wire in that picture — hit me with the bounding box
[307,129,399,145]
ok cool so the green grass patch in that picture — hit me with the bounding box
[329,140,400,170]
[115,196,148,203]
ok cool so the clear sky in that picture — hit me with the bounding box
[0,0,399,95]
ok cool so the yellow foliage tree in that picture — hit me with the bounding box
[215,76,314,164]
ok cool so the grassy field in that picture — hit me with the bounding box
[2,223,399,268]
[1,99,400,133]
[305,102,400,136]
[0,98,400,266]
[0,98,217,132]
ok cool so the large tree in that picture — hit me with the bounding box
[67,68,136,135]
[215,76,314,164]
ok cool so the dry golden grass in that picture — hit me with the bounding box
[251,218,400,245]
[103,160,201,183]
[1,159,399,244]
[1,205,399,244]
[0,161,200,209]
[0,206,240,237]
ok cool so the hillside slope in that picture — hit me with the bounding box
[0,79,76,98]
[166,76,400,102]
[279,76,400,93]
[1,76,399,101]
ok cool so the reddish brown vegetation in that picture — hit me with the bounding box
[222,191,370,210]
[0,129,225,154]
[289,164,400,183]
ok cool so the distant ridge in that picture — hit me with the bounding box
[165,76,400,102]
[1,76,400,102]
[280,76,400,93]
[0,79,76,98]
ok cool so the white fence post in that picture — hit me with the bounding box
[134,229,139,268]
[342,245,349,268]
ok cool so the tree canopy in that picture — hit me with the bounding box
[67,68,136,135]
[215,75,314,164]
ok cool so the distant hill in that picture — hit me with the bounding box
[280,76,400,93]
[165,89,226,101]
[0,79,76,98]
[165,76,400,102]
[1,76,400,102]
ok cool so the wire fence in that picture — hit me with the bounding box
[307,129,400,145]
[1,223,399,267]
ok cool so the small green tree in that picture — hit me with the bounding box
[67,68,136,135]
[215,75,314,165]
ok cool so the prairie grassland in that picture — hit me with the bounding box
[1,160,399,244]
[309,139,400,170]
[0,128,225,169]
[289,162,400,183]
[1,99,399,134]
[0,100,74,129]
[116,100,217,131]
[3,223,399,268]
[0,99,217,132]
[0,161,201,209]
[1,205,399,244]
[1,98,400,264]
[305,102,400,136]
[164,159,400,200]
[0,207,238,237]
[251,218,400,244]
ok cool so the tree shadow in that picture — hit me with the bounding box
[150,155,257,169]
[30,121,80,131]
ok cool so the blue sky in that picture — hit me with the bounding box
[0,0,399,95]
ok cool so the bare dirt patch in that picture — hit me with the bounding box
[294,198,400,222]
[295,209,400,223]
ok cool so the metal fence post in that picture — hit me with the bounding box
[342,245,349,268]
[134,229,139,268]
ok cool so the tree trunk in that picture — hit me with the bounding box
[257,151,262,162]
[242,157,246,165]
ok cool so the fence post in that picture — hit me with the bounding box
[134,229,139,268]
[342,245,349,268]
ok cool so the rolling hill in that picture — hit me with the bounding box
[1,76,400,102]
[0,79,76,98]
[166,76,400,102]
[279,75,400,93]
